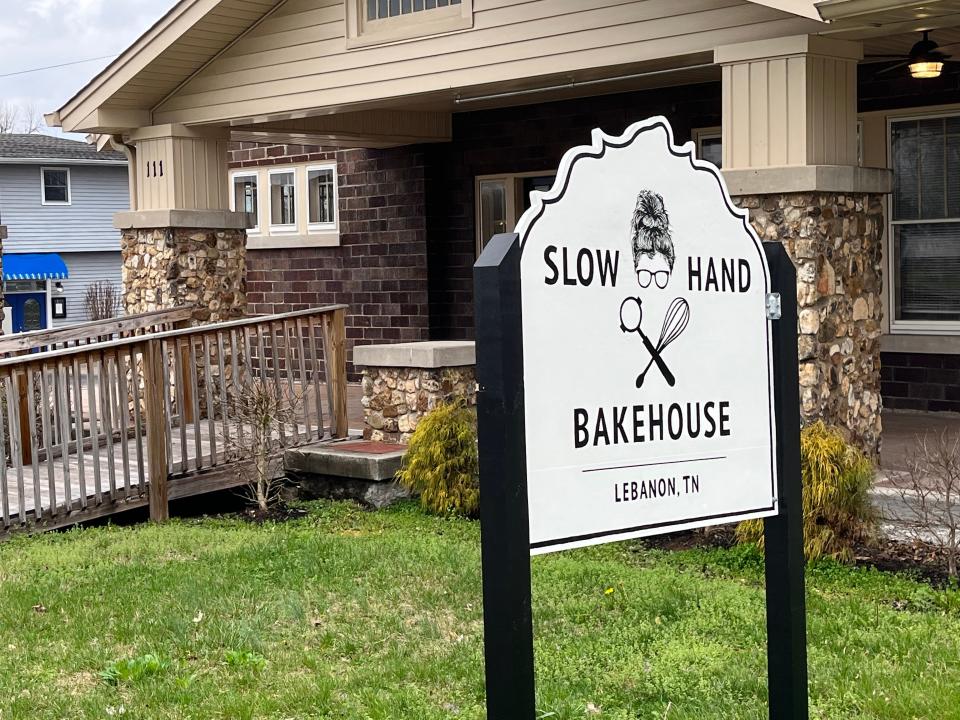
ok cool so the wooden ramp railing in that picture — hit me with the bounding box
[0,305,348,535]
[0,307,194,357]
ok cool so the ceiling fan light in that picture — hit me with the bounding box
[909,60,944,78]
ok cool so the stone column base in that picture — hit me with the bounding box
[355,341,477,443]
[121,226,247,323]
[734,192,884,457]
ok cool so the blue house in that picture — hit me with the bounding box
[0,135,128,333]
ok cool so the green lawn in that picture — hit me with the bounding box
[0,501,958,719]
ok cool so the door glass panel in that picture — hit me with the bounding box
[23,299,42,331]
[479,180,507,250]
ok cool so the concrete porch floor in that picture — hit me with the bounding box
[880,409,960,474]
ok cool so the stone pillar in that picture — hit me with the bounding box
[354,341,477,443]
[716,36,892,457]
[733,188,886,454]
[119,221,247,323]
[113,124,253,324]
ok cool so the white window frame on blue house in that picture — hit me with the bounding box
[40,166,72,206]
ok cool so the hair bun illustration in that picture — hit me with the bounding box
[630,190,675,272]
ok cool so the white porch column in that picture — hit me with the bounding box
[716,36,892,457]
[113,124,251,324]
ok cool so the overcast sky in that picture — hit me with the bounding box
[0,0,168,137]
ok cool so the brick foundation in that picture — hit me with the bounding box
[881,352,960,413]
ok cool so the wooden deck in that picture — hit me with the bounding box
[0,306,354,536]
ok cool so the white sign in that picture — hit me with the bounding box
[518,118,778,555]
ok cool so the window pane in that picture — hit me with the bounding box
[892,121,919,220]
[270,172,296,226]
[895,222,960,320]
[308,168,336,225]
[43,170,68,203]
[919,118,946,219]
[699,136,723,168]
[479,180,507,250]
[233,177,258,219]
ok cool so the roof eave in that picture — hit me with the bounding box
[53,0,219,132]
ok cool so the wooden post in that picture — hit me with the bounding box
[143,339,170,522]
[763,242,809,720]
[322,308,348,439]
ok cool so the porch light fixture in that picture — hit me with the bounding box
[909,60,943,78]
[54,281,64,294]
[908,31,947,79]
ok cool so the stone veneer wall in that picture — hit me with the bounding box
[361,365,477,443]
[121,227,247,322]
[734,193,885,457]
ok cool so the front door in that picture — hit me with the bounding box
[8,293,47,333]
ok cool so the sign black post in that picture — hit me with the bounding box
[474,232,537,719]
[762,242,809,720]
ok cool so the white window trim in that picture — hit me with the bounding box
[886,110,960,335]
[346,0,473,49]
[267,168,299,235]
[41,166,71,206]
[306,163,339,234]
[230,171,261,235]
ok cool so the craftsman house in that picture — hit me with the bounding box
[0,135,128,332]
[46,0,960,456]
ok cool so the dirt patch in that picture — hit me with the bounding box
[640,525,956,587]
[238,502,308,524]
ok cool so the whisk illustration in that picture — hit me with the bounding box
[620,297,691,388]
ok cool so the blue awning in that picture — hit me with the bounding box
[3,253,69,281]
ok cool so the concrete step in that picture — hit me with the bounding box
[284,440,409,509]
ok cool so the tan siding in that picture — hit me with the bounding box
[152,0,819,125]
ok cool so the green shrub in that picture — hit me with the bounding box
[396,401,479,517]
[736,421,874,563]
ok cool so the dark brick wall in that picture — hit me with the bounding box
[881,352,960,412]
[859,63,960,114]
[424,82,723,339]
[230,144,429,379]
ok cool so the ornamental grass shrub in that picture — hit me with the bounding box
[396,401,479,517]
[736,421,874,563]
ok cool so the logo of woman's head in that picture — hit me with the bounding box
[630,190,675,289]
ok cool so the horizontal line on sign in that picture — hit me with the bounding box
[582,456,726,474]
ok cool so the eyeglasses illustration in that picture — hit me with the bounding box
[636,269,670,289]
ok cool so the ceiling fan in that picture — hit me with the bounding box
[865,30,956,79]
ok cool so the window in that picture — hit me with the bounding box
[347,0,472,47]
[693,128,723,168]
[41,167,70,205]
[367,0,462,20]
[269,170,297,231]
[307,166,337,230]
[890,115,960,327]
[231,172,259,234]
[476,172,556,254]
